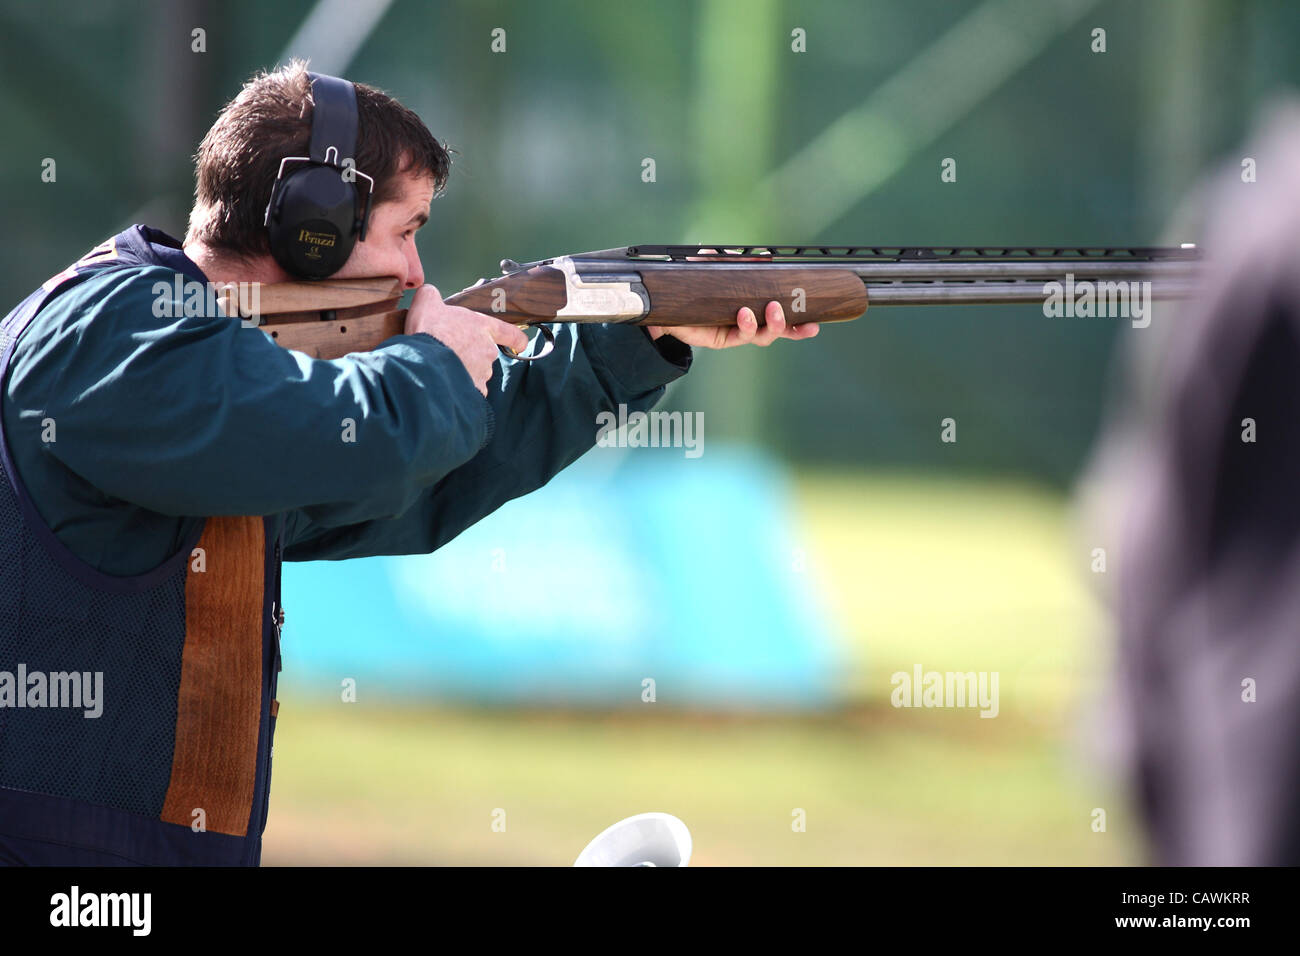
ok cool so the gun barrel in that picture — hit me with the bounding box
[847,260,1198,281]
[553,244,1203,308]
[864,280,1200,305]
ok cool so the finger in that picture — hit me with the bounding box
[768,300,786,328]
[734,306,759,344]
[787,321,820,339]
[486,318,530,354]
[708,306,774,350]
[707,309,754,349]
[753,300,786,345]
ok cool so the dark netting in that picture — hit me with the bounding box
[0,438,188,817]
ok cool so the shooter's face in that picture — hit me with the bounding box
[332,170,435,289]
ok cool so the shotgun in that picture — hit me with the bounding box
[223,244,1202,362]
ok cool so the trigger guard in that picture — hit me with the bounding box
[499,324,556,363]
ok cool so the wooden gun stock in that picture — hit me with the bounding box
[221,277,408,360]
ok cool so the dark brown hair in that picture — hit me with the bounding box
[186,59,451,258]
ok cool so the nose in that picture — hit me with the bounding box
[404,243,424,289]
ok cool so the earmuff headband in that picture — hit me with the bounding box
[263,72,374,278]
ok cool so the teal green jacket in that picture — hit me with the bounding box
[2,226,692,576]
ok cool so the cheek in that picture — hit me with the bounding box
[346,238,377,266]
[355,237,400,269]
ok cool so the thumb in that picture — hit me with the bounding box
[412,283,444,305]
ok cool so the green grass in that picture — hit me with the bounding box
[261,470,1143,865]
[791,470,1113,713]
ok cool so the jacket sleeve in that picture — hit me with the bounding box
[20,266,492,519]
[282,322,692,560]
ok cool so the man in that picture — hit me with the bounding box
[1087,101,1300,865]
[0,62,816,865]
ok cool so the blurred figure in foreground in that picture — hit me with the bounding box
[1088,99,1300,864]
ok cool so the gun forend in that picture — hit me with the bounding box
[444,255,867,327]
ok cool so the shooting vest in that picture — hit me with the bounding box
[0,227,283,865]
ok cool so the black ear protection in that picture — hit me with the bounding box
[264,72,375,279]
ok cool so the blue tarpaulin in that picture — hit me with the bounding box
[279,445,843,709]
